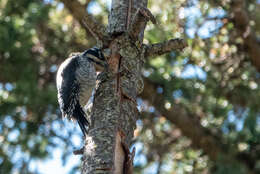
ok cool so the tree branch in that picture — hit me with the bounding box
[141,78,257,174]
[82,14,111,45]
[230,0,260,71]
[144,38,187,58]
[141,78,224,160]
[60,0,110,46]
[128,6,156,42]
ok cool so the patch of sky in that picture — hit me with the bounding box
[29,148,80,174]
[7,129,19,142]
[184,6,202,21]
[5,82,14,91]
[182,57,189,65]
[186,28,196,38]
[52,120,63,134]
[183,6,201,38]
[184,9,201,28]
[208,7,226,18]
[71,134,82,148]
[257,117,260,125]
[5,116,81,174]
[149,106,155,113]
[10,146,31,171]
[171,57,188,67]
[157,87,163,93]
[87,1,102,15]
[20,121,26,129]
[4,115,15,128]
[143,69,151,77]
[197,20,223,39]
[132,142,147,167]
[52,119,83,147]
[57,3,64,11]
[137,98,143,106]
[172,89,183,99]
[143,162,161,174]
[43,0,53,4]
[50,65,57,73]
[181,64,207,80]
[0,83,3,90]
[222,110,248,133]
[137,98,142,111]
[27,138,35,149]
[184,1,226,38]
[136,119,143,127]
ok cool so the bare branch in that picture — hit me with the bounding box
[82,14,111,45]
[73,147,84,155]
[144,38,187,58]
[128,6,156,41]
[60,0,110,46]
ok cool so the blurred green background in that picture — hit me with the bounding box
[1,0,260,173]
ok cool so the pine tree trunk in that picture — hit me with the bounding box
[82,0,148,173]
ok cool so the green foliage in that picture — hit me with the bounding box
[1,0,260,173]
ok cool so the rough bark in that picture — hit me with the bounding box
[108,0,129,34]
[83,0,148,173]
[128,6,156,42]
[144,38,187,58]
[60,0,186,173]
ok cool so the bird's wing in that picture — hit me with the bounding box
[56,55,80,118]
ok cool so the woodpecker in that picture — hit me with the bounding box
[56,47,107,136]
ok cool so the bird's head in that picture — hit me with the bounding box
[83,47,108,71]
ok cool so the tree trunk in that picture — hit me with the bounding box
[60,0,186,173]
[82,0,147,173]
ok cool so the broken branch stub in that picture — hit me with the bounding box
[128,7,156,42]
[145,38,187,58]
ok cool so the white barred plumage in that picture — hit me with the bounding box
[56,47,107,136]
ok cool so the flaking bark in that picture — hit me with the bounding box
[61,0,186,173]
[108,0,129,34]
[82,0,147,173]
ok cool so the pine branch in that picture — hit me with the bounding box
[144,38,187,58]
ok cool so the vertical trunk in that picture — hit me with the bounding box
[82,0,147,173]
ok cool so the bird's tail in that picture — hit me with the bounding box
[73,102,89,136]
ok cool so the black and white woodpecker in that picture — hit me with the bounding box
[56,47,107,136]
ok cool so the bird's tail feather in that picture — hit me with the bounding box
[74,102,89,136]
